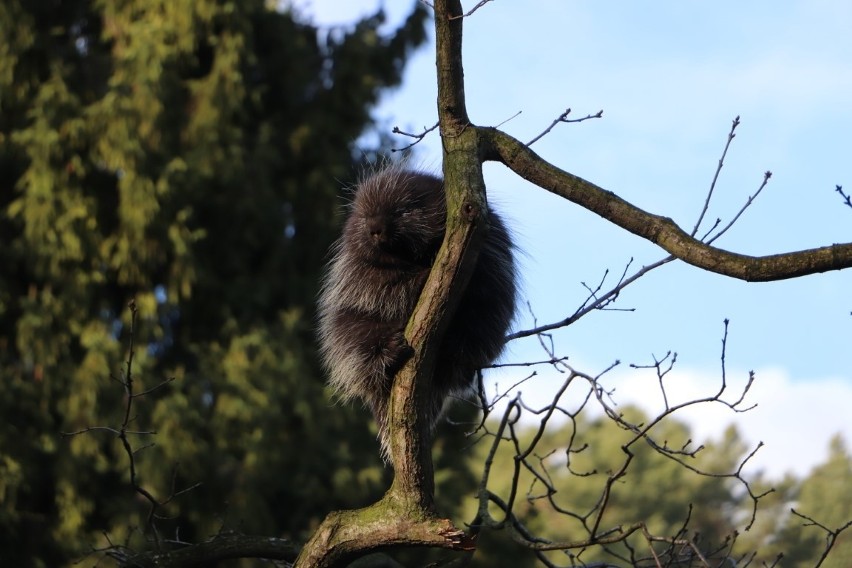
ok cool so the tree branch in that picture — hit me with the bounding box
[112,534,299,568]
[295,1,487,564]
[295,503,472,568]
[837,185,852,210]
[527,107,604,147]
[386,0,481,505]
[691,116,740,237]
[392,121,439,152]
[481,127,852,281]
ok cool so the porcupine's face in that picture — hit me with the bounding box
[346,171,446,268]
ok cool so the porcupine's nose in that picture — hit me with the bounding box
[366,215,390,244]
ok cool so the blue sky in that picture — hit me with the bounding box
[298,1,852,476]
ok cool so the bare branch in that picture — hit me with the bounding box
[133,376,177,398]
[629,351,677,410]
[494,110,523,129]
[527,107,604,147]
[391,121,439,152]
[705,170,773,246]
[691,116,740,237]
[112,534,300,568]
[837,184,852,210]
[483,127,852,281]
[64,299,199,561]
[62,426,121,437]
[511,120,777,342]
[471,315,780,566]
[790,510,852,568]
[448,0,494,20]
[508,255,674,340]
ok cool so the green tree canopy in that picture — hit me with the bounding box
[768,435,852,567]
[0,1,429,565]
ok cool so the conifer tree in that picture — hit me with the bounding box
[0,1,428,564]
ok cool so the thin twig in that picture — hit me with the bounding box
[448,0,494,20]
[63,299,196,556]
[705,170,772,245]
[495,110,522,129]
[691,116,740,237]
[507,255,673,340]
[391,121,439,152]
[527,107,604,147]
[836,185,852,210]
[791,509,852,568]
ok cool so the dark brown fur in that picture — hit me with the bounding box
[317,165,517,459]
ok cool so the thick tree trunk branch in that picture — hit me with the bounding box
[296,1,483,564]
[482,127,852,281]
[386,0,480,501]
[435,0,469,130]
[295,501,472,568]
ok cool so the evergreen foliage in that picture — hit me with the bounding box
[0,1,427,565]
[765,435,852,567]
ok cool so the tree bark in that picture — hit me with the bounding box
[296,0,484,563]
[482,127,852,281]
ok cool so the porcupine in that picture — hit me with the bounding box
[317,164,518,460]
